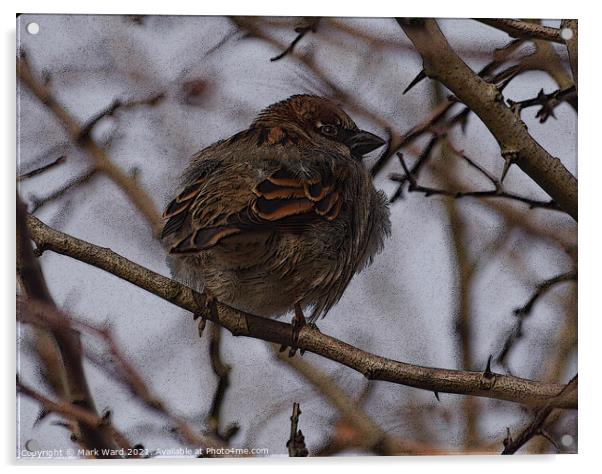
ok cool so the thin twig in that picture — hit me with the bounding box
[275,347,447,455]
[17,156,67,181]
[78,93,165,143]
[507,86,577,123]
[286,403,309,457]
[271,18,319,62]
[17,378,134,456]
[394,152,560,211]
[206,323,238,442]
[497,271,577,369]
[389,135,440,202]
[28,168,98,213]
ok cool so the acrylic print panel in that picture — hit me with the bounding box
[16,14,577,459]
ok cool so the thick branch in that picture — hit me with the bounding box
[560,20,578,91]
[476,19,563,44]
[25,214,576,409]
[397,18,578,220]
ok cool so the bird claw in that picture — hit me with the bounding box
[288,303,307,357]
[192,288,218,338]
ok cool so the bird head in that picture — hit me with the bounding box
[252,95,385,159]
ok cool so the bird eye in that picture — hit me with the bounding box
[319,124,338,137]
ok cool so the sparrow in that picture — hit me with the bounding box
[161,95,391,333]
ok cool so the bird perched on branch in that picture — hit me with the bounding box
[162,95,390,336]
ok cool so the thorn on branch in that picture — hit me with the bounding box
[403,69,427,94]
[484,355,493,378]
[34,407,50,426]
[51,420,73,430]
[480,355,497,390]
[287,402,309,457]
[500,151,517,182]
[32,245,45,257]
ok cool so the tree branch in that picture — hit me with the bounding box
[397,18,578,220]
[507,86,577,123]
[17,155,67,181]
[25,214,577,409]
[17,52,163,235]
[286,403,309,457]
[17,196,119,456]
[475,19,564,44]
[502,375,577,454]
[393,152,560,212]
[17,378,134,456]
[205,323,238,442]
[560,20,578,91]
[496,270,577,370]
[274,347,448,454]
[270,18,319,62]
[18,298,227,452]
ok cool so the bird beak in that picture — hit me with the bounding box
[345,130,386,157]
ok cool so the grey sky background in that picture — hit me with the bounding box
[16,14,577,457]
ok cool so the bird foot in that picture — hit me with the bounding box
[288,304,307,357]
[192,288,218,338]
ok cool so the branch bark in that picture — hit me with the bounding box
[476,19,563,44]
[25,214,577,409]
[397,18,578,220]
[561,20,578,92]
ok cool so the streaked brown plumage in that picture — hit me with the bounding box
[162,95,391,323]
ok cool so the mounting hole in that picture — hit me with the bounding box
[26,22,40,35]
[561,434,574,447]
[561,27,573,41]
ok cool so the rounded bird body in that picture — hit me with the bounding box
[162,95,390,322]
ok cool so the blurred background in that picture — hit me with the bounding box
[16,15,577,456]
